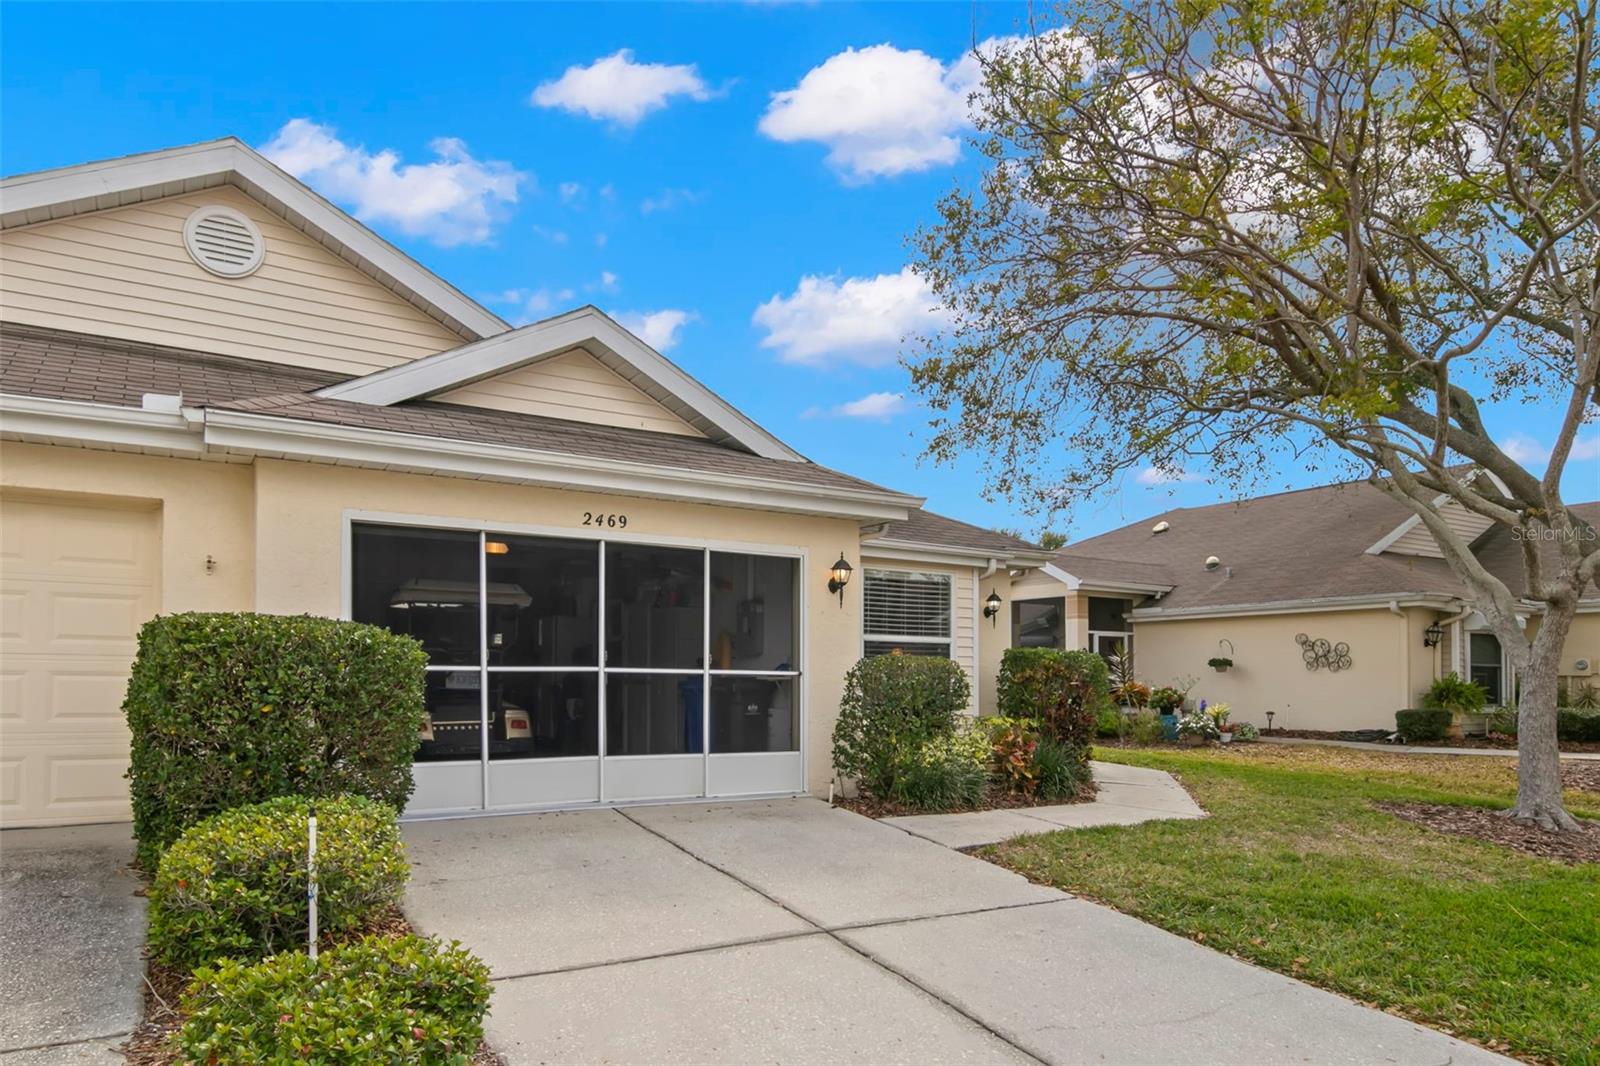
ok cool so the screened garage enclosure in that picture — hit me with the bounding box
[351,523,803,815]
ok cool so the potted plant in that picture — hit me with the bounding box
[1208,702,1233,743]
[1149,685,1185,741]
[1207,656,1233,673]
[1422,673,1489,739]
[1176,708,1220,745]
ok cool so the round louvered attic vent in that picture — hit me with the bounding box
[182,206,265,278]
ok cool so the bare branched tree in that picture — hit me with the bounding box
[913,0,1599,829]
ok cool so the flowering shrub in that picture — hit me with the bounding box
[1149,687,1186,714]
[1233,722,1260,742]
[1177,710,1221,741]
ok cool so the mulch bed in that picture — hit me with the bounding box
[1561,760,1600,794]
[1375,802,1600,865]
[1271,727,1600,753]
[835,781,1095,819]
[121,905,505,1065]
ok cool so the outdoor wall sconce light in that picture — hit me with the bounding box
[828,553,853,607]
[984,591,1002,626]
[1423,621,1443,648]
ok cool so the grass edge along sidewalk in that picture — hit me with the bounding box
[982,745,1600,1066]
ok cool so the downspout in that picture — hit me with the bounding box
[975,559,1000,716]
[1388,602,1408,713]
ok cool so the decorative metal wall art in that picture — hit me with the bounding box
[1295,633,1352,672]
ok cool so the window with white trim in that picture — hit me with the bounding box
[863,568,952,658]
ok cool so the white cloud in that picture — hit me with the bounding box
[758,44,965,180]
[594,232,609,248]
[641,187,701,214]
[484,286,575,326]
[1135,466,1203,486]
[598,271,619,292]
[757,33,1083,182]
[753,267,948,367]
[531,49,714,126]
[1502,433,1600,465]
[617,309,698,351]
[558,181,584,204]
[806,391,910,421]
[532,225,569,245]
[260,119,523,246]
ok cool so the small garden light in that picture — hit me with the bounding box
[1265,710,1275,733]
[827,553,853,607]
[984,591,1002,626]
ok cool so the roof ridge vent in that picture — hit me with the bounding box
[183,205,265,278]
[1152,520,1170,534]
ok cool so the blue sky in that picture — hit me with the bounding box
[1,2,1584,541]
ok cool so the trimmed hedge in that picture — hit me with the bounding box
[994,647,1107,751]
[1395,707,1452,742]
[1558,708,1600,742]
[124,612,427,867]
[149,795,407,972]
[178,934,491,1064]
[832,655,971,800]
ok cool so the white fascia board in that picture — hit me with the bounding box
[199,408,915,521]
[0,393,204,455]
[314,306,803,462]
[1035,563,1174,596]
[0,138,507,341]
[863,538,1049,569]
[1130,592,1459,622]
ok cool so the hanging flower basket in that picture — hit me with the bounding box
[1207,656,1233,673]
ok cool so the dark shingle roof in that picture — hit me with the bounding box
[1057,480,1598,610]
[0,324,906,498]
[868,508,1050,559]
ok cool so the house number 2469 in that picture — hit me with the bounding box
[583,512,628,529]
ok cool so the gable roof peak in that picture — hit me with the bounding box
[0,135,507,342]
[315,304,806,462]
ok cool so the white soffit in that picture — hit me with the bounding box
[316,306,806,462]
[0,137,507,342]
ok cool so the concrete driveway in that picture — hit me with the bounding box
[0,825,144,1064]
[405,798,1509,1066]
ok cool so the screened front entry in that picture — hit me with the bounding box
[352,523,803,814]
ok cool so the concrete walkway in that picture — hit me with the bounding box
[1258,735,1600,759]
[404,798,1510,1065]
[0,825,144,1064]
[881,760,1203,848]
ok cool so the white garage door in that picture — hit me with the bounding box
[0,495,159,827]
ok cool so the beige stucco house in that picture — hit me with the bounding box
[1002,480,1600,732]
[0,138,1050,828]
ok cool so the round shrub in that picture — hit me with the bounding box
[1395,707,1452,742]
[178,934,491,1065]
[995,647,1108,750]
[124,611,427,868]
[832,655,971,798]
[1557,707,1600,742]
[150,795,407,972]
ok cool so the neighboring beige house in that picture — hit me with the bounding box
[0,138,1048,828]
[1007,480,1600,732]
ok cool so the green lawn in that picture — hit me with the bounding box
[982,745,1600,1065]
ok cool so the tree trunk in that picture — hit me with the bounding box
[1507,601,1581,832]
